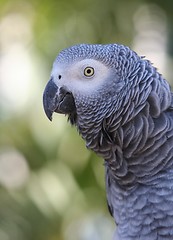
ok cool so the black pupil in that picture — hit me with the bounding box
[58,75,61,79]
[86,68,92,74]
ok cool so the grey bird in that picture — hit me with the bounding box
[43,44,173,240]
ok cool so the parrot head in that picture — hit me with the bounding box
[43,44,140,126]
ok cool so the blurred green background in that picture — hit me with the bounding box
[0,0,173,239]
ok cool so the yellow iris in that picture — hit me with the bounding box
[84,67,94,77]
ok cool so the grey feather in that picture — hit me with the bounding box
[43,43,173,239]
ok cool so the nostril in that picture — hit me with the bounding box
[58,75,62,80]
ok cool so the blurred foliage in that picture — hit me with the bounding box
[0,0,173,239]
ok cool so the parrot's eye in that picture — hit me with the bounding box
[84,67,94,77]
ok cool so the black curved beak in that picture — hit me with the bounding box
[43,79,76,121]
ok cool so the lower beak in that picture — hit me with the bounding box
[43,79,76,121]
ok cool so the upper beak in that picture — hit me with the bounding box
[43,78,76,121]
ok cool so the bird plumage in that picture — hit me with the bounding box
[43,43,173,239]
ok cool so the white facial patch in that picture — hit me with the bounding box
[51,59,111,96]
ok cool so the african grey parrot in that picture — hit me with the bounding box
[43,44,173,240]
